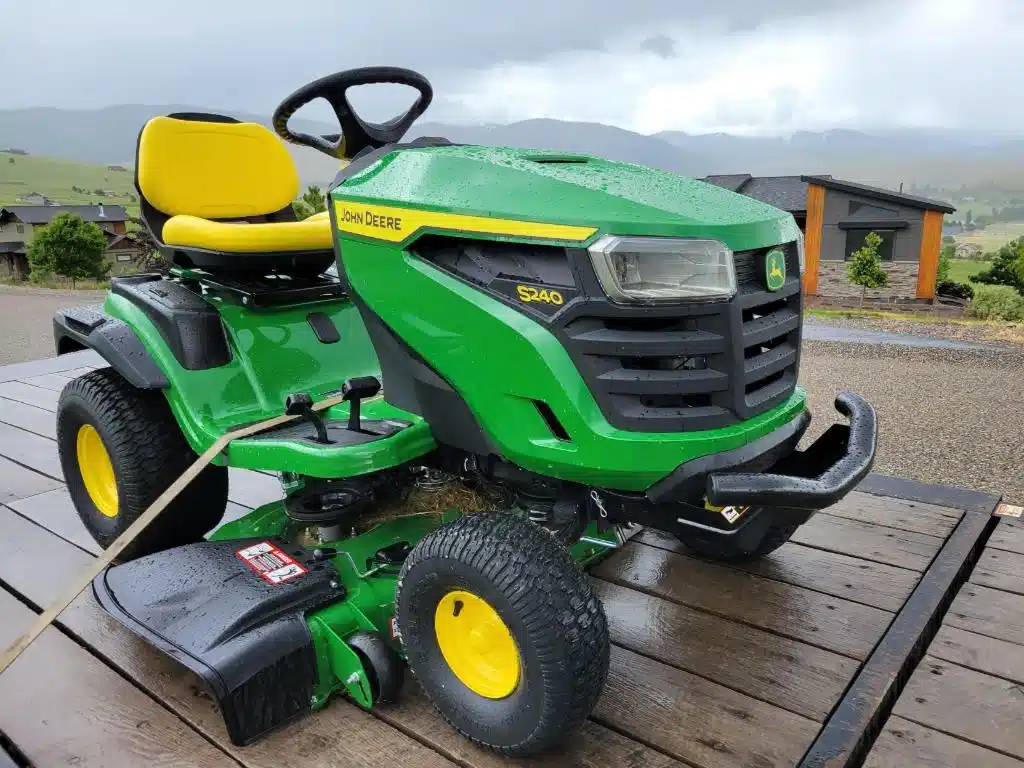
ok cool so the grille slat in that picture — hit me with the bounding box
[744,343,798,385]
[743,307,800,347]
[597,367,729,395]
[567,327,726,357]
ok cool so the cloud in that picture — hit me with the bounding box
[443,0,1024,136]
[1,0,1021,138]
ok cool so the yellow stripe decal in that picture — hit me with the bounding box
[333,200,597,244]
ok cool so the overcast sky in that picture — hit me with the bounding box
[3,0,1021,136]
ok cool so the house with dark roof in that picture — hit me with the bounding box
[0,204,141,279]
[702,174,956,302]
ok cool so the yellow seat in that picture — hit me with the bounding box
[136,113,336,272]
[163,214,334,253]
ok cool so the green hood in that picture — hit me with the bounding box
[334,145,800,251]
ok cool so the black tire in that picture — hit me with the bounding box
[395,512,610,757]
[675,510,799,563]
[56,368,228,561]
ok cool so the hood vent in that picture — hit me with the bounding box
[526,154,589,164]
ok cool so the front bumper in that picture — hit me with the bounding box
[591,391,877,538]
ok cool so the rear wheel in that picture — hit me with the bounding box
[395,512,610,757]
[57,368,228,561]
[675,508,799,563]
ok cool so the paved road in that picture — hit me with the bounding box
[804,323,1005,351]
[1,287,1021,503]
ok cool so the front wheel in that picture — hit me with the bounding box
[675,508,800,563]
[395,512,610,757]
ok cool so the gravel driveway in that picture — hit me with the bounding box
[0,285,105,365]
[1,287,1021,503]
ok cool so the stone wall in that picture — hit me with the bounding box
[815,261,920,300]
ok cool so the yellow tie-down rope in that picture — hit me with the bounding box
[0,392,349,676]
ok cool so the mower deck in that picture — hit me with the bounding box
[0,350,1019,767]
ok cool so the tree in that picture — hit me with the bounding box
[27,213,110,287]
[292,185,327,220]
[937,243,955,283]
[126,217,169,273]
[847,231,889,306]
[971,238,1024,295]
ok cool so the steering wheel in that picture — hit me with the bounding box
[272,66,433,160]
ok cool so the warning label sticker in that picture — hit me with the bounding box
[236,541,308,584]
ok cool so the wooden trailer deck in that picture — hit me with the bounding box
[0,349,1020,768]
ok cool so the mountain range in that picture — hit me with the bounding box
[3,105,1023,195]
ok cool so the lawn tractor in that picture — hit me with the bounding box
[52,66,877,756]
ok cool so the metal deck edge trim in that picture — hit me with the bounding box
[797,498,1001,768]
[857,472,1002,515]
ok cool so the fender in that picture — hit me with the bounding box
[53,304,169,389]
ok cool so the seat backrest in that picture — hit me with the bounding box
[136,113,300,221]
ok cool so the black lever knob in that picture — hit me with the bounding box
[284,392,330,444]
[285,392,314,416]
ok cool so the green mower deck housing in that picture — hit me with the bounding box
[51,66,877,757]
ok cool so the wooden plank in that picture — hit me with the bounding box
[379,683,685,768]
[593,578,857,721]
[0,381,59,412]
[930,625,1024,686]
[798,510,998,768]
[636,529,919,612]
[893,656,1024,761]
[62,365,103,378]
[0,457,61,505]
[7,489,100,554]
[0,396,57,439]
[823,491,961,538]
[792,513,942,571]
[988,518,1024,556]
[594,542,891,659]
[857,472,1001,516]
[0,507,458,768]
[18,373,73,392]
[970,548,1024,596]
[0,422,62,480]
[594,644,818,767]
[0,350,104,384]
[0,588,237,768]
[945,582,1024,646]
[227,467,282,509]
[865,715,1024,768]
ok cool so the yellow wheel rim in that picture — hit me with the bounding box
[434,590,521,699]
[76,424,118,518]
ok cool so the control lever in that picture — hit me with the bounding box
[285,392,331,444]
[342,376,382,433]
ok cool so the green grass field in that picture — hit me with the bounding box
[952,222,1024,253]
[0,152,138,217]
[946,259,986,283]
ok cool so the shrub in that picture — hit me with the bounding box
[971,239,1024,295]
[966,284,1024,322]
[936,280,974,300]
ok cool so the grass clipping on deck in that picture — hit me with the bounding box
[357,481,505,532]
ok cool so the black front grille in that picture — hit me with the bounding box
[557,242,802,432]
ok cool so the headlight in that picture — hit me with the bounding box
[795,231,806,276]
[588,235,737,303]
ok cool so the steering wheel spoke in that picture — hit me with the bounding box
[272,67,433,160]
